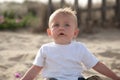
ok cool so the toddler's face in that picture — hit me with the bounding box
[47,13,79,44]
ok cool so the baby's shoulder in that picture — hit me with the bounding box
[73,41,85,47]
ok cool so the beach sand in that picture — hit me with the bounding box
[0,28,120,80]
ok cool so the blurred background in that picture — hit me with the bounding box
[0,0,119,33]
[0,0,120,80]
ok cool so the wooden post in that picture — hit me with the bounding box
[87,0,92,21]
[118,0,120,27]
[115,0,120,27]
[60,0,65,8]
[115,0,120,17]
[48,0,54,16]
[47,0,54,26]
[74,0,81,27]
[101,0,106,27]
[85,0,93,33]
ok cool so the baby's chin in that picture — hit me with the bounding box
[54,40,71,45]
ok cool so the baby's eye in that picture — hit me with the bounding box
[52,24,59,28]
[64,24,70,27]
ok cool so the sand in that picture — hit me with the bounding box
[0,28,120,80]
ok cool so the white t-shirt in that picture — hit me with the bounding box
[33,41,99,80]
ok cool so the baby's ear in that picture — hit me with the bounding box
[47,28,51,36]
[74,28,79,38]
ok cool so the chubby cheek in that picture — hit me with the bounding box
[51,29,58,37]
[69,29,78,38]
[68,29,75,35]
[47,28,56,38]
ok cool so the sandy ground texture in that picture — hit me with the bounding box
[0,28,120,80]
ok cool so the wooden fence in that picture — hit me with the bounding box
[47,0,120,32]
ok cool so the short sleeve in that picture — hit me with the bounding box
[81,44,99,69]
[33,46,45,67]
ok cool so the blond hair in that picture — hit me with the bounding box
[48,7,78,27]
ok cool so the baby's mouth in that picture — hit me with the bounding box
[59,33,65,36]
[60,33,64,35]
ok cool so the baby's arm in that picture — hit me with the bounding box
[20,65,43,80]
[92,61,120,80]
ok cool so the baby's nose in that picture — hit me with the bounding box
[59,25,65,29]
